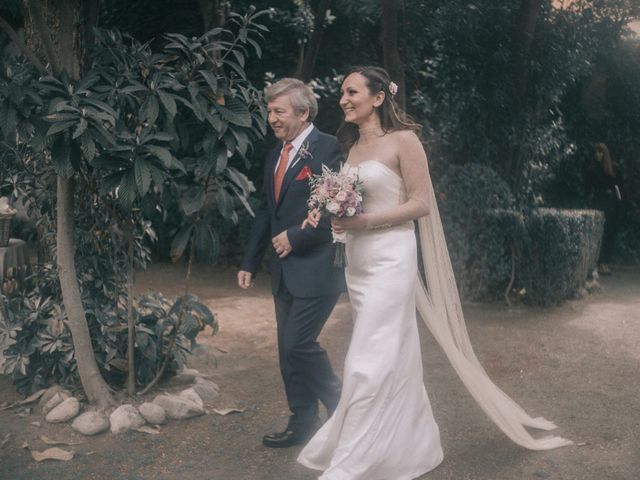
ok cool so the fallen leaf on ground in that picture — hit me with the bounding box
[17,389,46,406]
[132,426,161,435]
[1,433,11,448]
[40,435,84,446]
[30,422,41,427]
[212,407,245,416]
[21,442,29,449]
[31,447,74,462]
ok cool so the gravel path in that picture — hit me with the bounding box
[1,264,639,480]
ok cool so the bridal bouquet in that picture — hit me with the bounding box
[307,164,364,266]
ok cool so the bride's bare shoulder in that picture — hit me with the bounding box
[388,129,421,144]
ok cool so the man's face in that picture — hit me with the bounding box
[267,94,309,142]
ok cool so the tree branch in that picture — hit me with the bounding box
[0,15,47,73]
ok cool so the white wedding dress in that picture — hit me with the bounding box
[298,160,443,479]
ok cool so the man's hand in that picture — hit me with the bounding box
[237,270,254,289]
[301,209,321,229]
[272,230,292,258]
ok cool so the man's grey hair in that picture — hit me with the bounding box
[265,78,318,122]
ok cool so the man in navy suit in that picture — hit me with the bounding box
[238,78,345,448]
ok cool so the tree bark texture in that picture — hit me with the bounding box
[505,0,543,189]
[299,0,331,82]
[512,0,542,104]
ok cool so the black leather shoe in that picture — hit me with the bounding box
[262,427,314,448]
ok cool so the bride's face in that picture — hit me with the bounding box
[339,73,384,126]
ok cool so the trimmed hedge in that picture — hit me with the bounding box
[522,208,604,305]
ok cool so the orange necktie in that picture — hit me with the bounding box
[274,142,293,201]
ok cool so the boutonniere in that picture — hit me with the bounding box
[291,141,313,168]
[296,165,313,181]
[299,141,313,161]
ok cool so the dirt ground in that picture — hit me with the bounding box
[1,263,640,480]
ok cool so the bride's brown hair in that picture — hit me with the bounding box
[337,66,422,150]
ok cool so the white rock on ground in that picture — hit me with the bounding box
[138,402,166,425]
[193,378,220,403]
[41,391,71,416]
[168,367,202,386]
[109,404,146,434]
[72,411,110,436]
[39,386,71,414]
[45,397,80,423]
[152,394,204,420]
[178,388,204,409]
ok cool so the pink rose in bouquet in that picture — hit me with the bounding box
[307,165,364,266]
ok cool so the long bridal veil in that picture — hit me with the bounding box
[415,165,572,450]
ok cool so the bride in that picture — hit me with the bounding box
[297,66,571,479]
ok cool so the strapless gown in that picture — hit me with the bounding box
[298,160,443,480]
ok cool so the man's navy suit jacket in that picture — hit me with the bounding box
[240,127,346,298]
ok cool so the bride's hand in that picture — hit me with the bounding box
[331,214,368,233]
[301,209,321,229]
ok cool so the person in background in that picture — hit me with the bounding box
[586,142,623,275]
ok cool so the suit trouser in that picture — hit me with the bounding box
[274,280,341,429]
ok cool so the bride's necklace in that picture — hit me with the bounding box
[357,127,385,144]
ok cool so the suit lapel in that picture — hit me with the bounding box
[276,127,319,210]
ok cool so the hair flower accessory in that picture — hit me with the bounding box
[388,81,398,97]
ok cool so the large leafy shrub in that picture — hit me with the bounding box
[0,7,270,394]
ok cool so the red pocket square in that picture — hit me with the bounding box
[296,165,312,181]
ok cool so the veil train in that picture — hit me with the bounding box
[414,166,572,450]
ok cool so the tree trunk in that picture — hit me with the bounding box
[57,178,114,407]
[381,0,406,110]
[512,0,542,105]
[198,0,226,32]
[299,0,331,82]
[126,220,136,395]
[506,0,543,186]
[25,0,114,408]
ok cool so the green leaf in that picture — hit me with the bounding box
[179,185,206,216]
[231,49,245,68]
[80,136,96,162]
[226,166,255,196]
[81,97,118,118]
[72,118,88,139]
[170,224,194,262]
[134,158,152,196]
[117,169,137,210]
[247,38,262,58]
[140,95,160,125]
[144,144,173,166]
[157,90,177,119]
[198,70,218,94]
[230,128,249,156]
[216,96,252,127]
[221,59,247,80]
[194,223,219,264]
[215,188,234,221]
[215,148,228,175]
[46,120,76,136]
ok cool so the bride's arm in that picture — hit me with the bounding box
[333,130,430,232]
